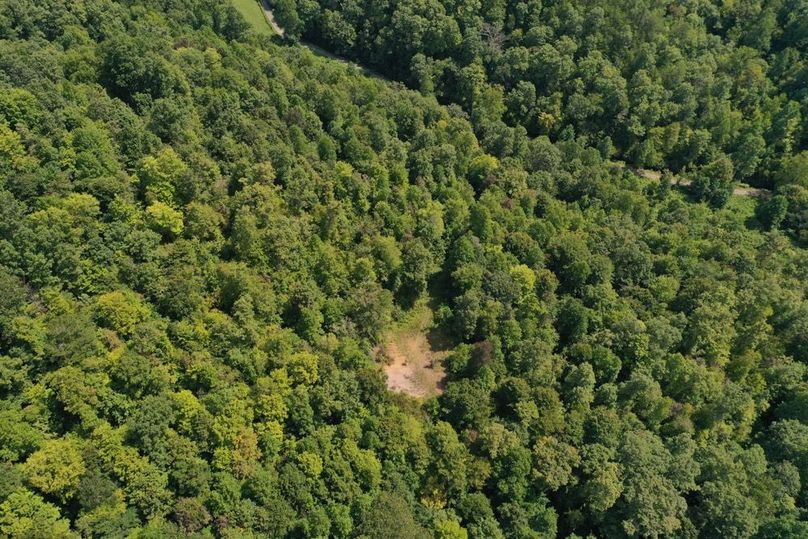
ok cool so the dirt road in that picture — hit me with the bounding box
[260,0,285,36]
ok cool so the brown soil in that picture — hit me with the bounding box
[378,308,450,399]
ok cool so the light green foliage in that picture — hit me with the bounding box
[509,264,535,301]
[0,88,38,127]
[146,201,184,237]
[0,410,44,462]
[584,460,622,512]
[0,490,76,538]
[468,154,498,191]
[286,351,319,385]
[0,123,36,180]
[94,290,150,336]
[435,518,468,539]
[138,147,187,206]
[22,439,85,502]
[297,451,323,478]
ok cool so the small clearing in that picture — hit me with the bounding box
[232,0,275,36]
[378,307,450,399]
[612,162,770,198]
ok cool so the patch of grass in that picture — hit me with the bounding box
[725,191,757,215]
[724,191,763,230]
[231,0,274,36]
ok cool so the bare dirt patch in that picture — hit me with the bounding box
[378,308,451,399]
[611,161,770,198]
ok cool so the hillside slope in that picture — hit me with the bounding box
[0,1,807,538]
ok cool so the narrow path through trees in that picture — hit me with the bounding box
[259,0,388,80]
[259,0,285,36]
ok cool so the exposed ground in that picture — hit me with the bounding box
[614,162,770,198]
[258,0,285,36]
[377,307,451,399]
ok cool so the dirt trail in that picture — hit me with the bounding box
[259,0,387,80]
[259,0,285,36]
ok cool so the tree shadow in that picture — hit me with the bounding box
[426,323,455,353]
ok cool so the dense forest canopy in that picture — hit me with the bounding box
[274,0,808,223]
[1,0,808,538]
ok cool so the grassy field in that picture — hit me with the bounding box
[231,0,274,36]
